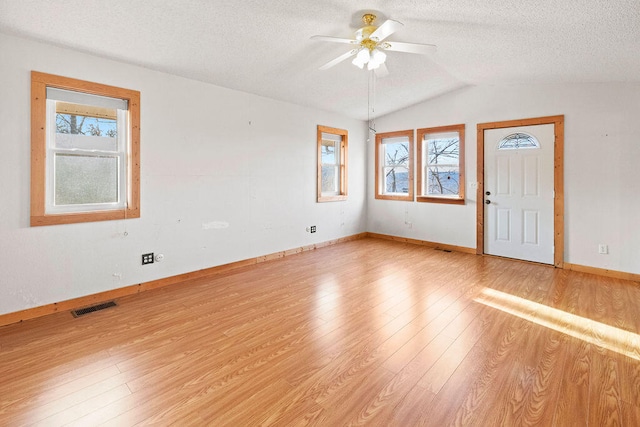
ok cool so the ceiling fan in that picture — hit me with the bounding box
[312,13,436,77]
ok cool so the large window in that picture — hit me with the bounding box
[375,130,413,201]
[416,124,465,204]
[31,72,140,226]
[317,125,347,202]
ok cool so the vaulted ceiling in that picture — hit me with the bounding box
[1,0,639,120]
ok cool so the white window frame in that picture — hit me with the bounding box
[45,92,129,214]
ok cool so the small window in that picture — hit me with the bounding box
[47,89,127,213]
[417,124,465,204]
[375,130,413,201]
[498,132,540,150]
[31,72,140,226]
[317,125,347,202]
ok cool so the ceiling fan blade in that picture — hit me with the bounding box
[311,35,358,45]
[319,49,359,70]
[374,62,389,78]
[383,41,437,55]
[369,19,403,42]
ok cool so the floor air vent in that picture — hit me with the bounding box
[71,301,117,317]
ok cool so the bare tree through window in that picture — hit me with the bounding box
[57,113,117,137]
[385,142,409,193]
[417,124,465,203]
[375,130,414,201]
[427,137,459,195]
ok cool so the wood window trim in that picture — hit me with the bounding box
[31,71,140,226]
[317,125,348,202]
[375,129,414,201]
[416,124,465,205]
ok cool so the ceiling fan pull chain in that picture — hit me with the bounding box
[368,70,377,134]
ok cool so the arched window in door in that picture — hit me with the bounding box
[498,132,540,150]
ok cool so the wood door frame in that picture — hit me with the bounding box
[476,115,564,267]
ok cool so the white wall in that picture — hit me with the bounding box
[2,33,639,317]
[369,83,640,275]
[0,34,368,316]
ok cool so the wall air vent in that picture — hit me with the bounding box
[71,301,117,317]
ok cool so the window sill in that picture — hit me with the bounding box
[375,194,414,201]
[31,207,139,226]
[317,195,347,203]
[416,196,465,205]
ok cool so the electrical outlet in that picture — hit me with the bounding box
[598,244,608,254]
[310,225,316,233]
[142,253,154,265]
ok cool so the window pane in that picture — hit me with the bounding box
[384,166,409,194]
[427,166,460,195]
[321,140,337,164]
[384,141,409,167]
[55,110,118,151]
[56,112,117,136]
[427,137,459,165]
[56,132,118,151]
[55,154,118,205]
[321,165,338,193]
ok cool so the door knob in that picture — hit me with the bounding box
[485,191,491,196]
[485,200,491,204]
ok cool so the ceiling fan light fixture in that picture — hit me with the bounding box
[352,57,365,69]
[372,49,386,64]
[356,48,370,63]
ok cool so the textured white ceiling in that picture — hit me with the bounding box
[1,0,639,120]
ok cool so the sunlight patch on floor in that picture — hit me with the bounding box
[475,287,640,361]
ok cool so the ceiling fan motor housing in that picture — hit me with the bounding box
[356,13,378,43]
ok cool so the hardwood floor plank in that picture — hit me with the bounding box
[247,390,325,426]
[200,379,294,425]
[417,339,491,426]
[431,315,531,425]
[278,311,420,402]
[0,373,127,425]
[314,365,397,425]
[381,292,480,374]
[619,354,640,406]
[590,351,624,426]
[377,384,437,427]
[551,337,590,427]
[507,331,566,426]
[336,333,453,426]
[621,401,640,427]
[417,305,491,394]
[0,353,119,407]
[32,383,131,427]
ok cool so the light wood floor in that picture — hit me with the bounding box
[1,238,639,426]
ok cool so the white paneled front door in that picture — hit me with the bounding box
[483,124,555,264]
